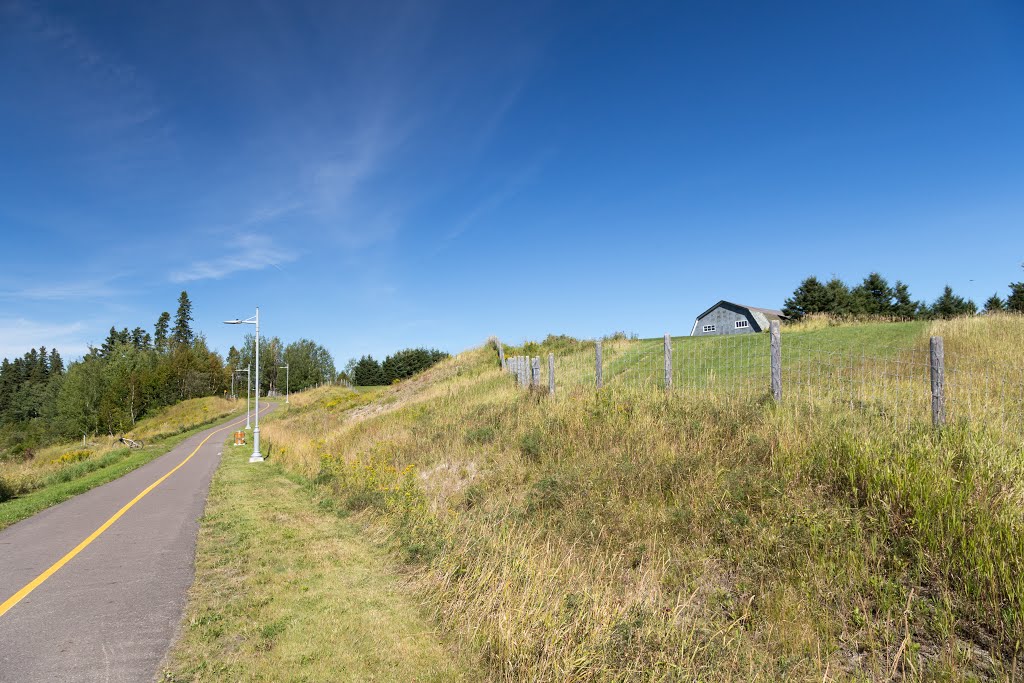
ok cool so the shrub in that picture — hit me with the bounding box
[525,476,563,513]
[57,449,92,465]
[518,428,542,461]
[0,476,13,503]
[464,426,496,445]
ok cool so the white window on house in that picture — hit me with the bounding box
[703,324,716,333]
[735,320,749,329]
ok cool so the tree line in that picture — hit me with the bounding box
[782,270,1024,321]
[343,348,448,386]
[0,291,337,458]
[0,291,222,456]
[226,335,336,396]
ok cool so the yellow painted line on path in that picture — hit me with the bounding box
[0,405,272,618]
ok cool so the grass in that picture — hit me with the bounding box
[243,313,1024,681]
[501,320,932,395]
[160,434,475,683]
[0,396,247,528]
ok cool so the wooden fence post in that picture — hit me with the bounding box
[930,336,945,426]
[531,357,541,387]
[595,341,603,389]
[548,353,555,396]
[770,321,782,402]
[497,342,506,371]
[664,333,672,390]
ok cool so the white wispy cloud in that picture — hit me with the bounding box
[445,155,550,241]
[170,234,298,283]
[0,318,90,360]
[0,277,120,301]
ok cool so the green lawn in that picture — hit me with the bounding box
[509,321,931,393]
[781,320,929,355]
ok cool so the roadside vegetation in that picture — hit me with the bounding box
[0,291,229,458]
[341,347,449,386]
[0,290,337,460]
[161,430,473,683]
[0,396,246,528]
[246,313,1024,681]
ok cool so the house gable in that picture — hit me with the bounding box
[690,301,761,336]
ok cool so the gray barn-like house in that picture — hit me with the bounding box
[690,301,786,336]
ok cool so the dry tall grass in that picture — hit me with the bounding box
[0,396,240,499]
[261,315,1024,681]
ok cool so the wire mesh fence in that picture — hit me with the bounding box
[496,322,1024,445]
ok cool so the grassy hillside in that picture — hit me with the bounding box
[247,315,1023,681]
[501,320,930,396]
[162,430,473,683]
[0,396,245,525]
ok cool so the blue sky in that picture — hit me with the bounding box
[1,1,1022,364]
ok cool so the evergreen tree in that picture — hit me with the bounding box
[782,276,828,319]
[891,281,921,319]
[26,348,42,381]
[850,272,894,316]
[822,277,853,316]
[381,348,449,383]
[171,291,194,346]
[48,349,63,376]
[154,312,171,351]
[1008,282,1024,313]
[0,359,12,419]
[35,347,49,380]
[351,355,385,386]
[101,327,127,358]
[130,327,152,350]
[929,285,977,319]
[983,293,1006,313]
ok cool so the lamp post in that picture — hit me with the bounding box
[279,363,289,404]
[234,366,251,429]
[224,308,262,463]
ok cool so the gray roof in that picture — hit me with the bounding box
[694,300,787,321]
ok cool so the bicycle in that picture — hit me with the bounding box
[118,436,145,449]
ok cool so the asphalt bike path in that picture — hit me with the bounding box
[0,404,275,682]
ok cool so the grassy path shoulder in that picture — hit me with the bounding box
[161,439,475,683]
[0,409,246,530]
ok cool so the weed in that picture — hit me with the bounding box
[256,316,1024,681]
[525,476,563,513]
[518,428,542,462]
[464,426,496,445]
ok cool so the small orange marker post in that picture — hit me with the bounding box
[234,431,246,446]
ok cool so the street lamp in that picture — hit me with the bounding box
[279,363,289,404]
[224,308,262,463]
[234,365,251,429]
